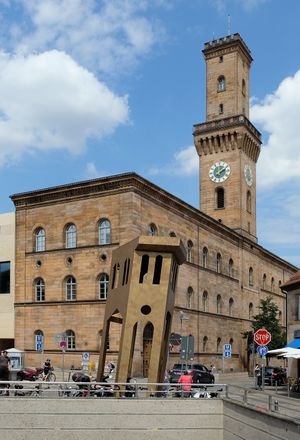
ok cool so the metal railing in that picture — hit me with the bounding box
[0,380,225,400]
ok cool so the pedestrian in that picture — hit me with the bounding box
[0,351,11,395]
[254,363,261,389]
[178,370,193,397]
[43,358,52,380]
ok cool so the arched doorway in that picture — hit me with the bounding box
[143,323,154,378]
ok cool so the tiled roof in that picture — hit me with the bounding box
[281,269,300,290]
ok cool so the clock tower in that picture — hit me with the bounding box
[193,34,261,240]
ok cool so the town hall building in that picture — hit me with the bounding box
[11,34,296,374]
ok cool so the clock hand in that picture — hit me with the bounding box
[216,167,225,176]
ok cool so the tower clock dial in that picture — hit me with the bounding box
[209,161,231,183]
[244,164,253,186]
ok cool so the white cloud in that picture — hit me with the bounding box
[2,0,164,77]
[85,162,104,179]
[149,145,198,176]
[0,50,128,165]
[251,70,300,188]
[210,0,268,13]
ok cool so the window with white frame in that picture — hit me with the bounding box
[66,329,76,350]
[35,278,45,301]
[217,75,226,92]
[99,273,109,300]
[99,219,111,245]
[65,224,76,248]
[65,276,76,301]
[186,240,193,263]
[35,228,45,252]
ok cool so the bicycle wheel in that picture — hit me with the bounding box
[46,372,56,382]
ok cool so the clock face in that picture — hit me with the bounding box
[244,164,253,186]
[209,161,231,183]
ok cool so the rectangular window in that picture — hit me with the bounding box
[0,261,10,293]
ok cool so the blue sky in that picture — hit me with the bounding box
[0,0,299,267]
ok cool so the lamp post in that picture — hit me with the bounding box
[179,311,189,371]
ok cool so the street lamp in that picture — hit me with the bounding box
[179,311,189,371]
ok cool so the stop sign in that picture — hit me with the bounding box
[254,329,271,346]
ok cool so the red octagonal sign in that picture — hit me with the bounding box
[254,329,271,346]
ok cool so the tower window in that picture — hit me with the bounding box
[216,187,225,209]
[242,79,246,96]
[247,191,251,213]
[219,103,224,114]
[219,56,223,63]
[217,76,226,92]
[249,267,254,287]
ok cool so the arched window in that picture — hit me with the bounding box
[65,223,76,248]
[217,337,222,352]
[216,253,222,274]
[35,228,45,252]
[203,336,208,352]
[202,290,208,312]
[229,337,234,351]
[228,259,234,277]
[186,240,193,263]
[217,75,226,92]
[187,286,193,309]
[249,303,254,319]
[99,219,111,245]
[249,267,254,286]
[202,247,208,268]
[147,223,157,236]
[66,330,76,350]
[99,273,109,300]
[219,103,224,114]
[247,191,251,213]
[216,187,225,209]
[35,278,45,302]
[217,294,222,314]
[262,274,266,290]
[229,298,234,316]
[153,255,163,284]
[271,277,275,292]
[65,276,76,301]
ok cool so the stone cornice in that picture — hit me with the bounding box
[193,115,261,163]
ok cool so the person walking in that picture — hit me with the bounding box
[178,370,193,397]
[254,363,262,389]
[0,351,11,395]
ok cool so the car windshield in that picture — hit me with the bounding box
[172,364,192,370]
